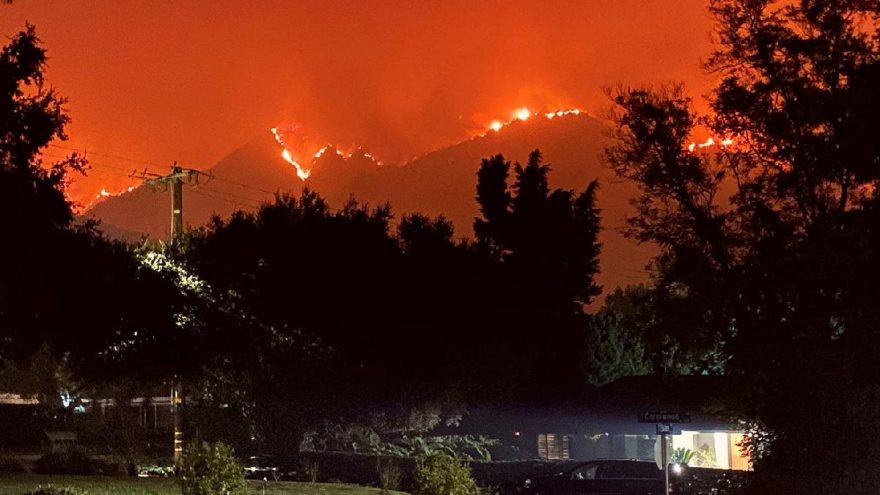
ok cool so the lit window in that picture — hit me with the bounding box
[538,433,571,460]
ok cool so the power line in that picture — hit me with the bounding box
[39,151,161,177]
[209,175,277,196]
[188,188,263,208]
[44,145,279,198]
[79,168,141,180]
[48,143,163,168]
[48,152,267,208]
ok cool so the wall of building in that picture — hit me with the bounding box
[672,430,749,470]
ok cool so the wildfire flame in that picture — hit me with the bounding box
[482,107,583,136]
[270,123,384,181]
[86,185,136,209]
[270,107,595,180]
[271,126,312,180]
[687,136,735,153]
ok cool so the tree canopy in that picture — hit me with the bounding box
[607,0,880,491]
[0,26,186,393]
[176,151,604,454]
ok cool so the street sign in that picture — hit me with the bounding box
[656,423,673,434]
[638,411,691,423]
[638,411,689,495]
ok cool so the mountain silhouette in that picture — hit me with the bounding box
[84,113,653,294]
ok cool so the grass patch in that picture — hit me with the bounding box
[0,475,407,495]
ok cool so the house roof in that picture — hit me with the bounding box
[448,375,741,435]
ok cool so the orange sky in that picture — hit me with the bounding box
[1,1,717,207]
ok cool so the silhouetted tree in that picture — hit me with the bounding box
[475,149,602,393]
[475,155,512,256]
[182,191,505,454]
[608,1,880,491]
[181,165,606,452]
[399,213,456,257]
[0,25,186,397]
[581,286,652,386]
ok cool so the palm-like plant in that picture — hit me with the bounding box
[670,447,694,466]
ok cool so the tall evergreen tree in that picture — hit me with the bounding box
[475,149,602,393]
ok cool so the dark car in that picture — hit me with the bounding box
[522,459,677,495]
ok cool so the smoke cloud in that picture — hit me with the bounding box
[1,0,715,203]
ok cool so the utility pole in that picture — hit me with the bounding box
[171,163,184,244]
[132,163,211,466]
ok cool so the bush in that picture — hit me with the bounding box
[301,459,320,482]
[25,487,86,495]
[0,456,27,472]
[671,447,695,466]
[377,457,403,492]
[675,467,750,495]
[179,442,248,495]
[291,452,415,487]
[33,451,120,475]
[414,452,479,495]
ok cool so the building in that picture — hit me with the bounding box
[447,376,750,470]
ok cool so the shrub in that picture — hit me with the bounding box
[414,452,479,495]
[302,459,320,482]
[671,447,695,466]
[179,442,248,495]
[25,487,86,495]
[377,456,403,492]
[0,456,27,472]
[33,451,120,475]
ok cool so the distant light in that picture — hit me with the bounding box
[490,120,503,132]
[514,431,521,437]
[672,463,683,474]
[515,108,531,121]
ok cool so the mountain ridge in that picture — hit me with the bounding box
[84,113,654,293]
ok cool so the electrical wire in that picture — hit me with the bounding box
[188,188,262,209]
[47,143,163,168]
[209,176,278,196]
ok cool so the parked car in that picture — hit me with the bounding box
[243,455,281,481]
[521,459,682,495]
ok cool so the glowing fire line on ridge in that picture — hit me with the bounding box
[482,107,583,136]
[270,124,384,182]
[271,127,312,181]
[86,185,136,209]
[271,107,738,184]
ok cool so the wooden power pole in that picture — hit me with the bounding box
[132,163,211,465]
